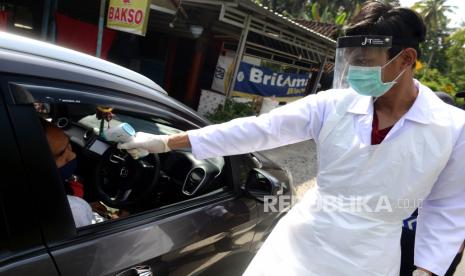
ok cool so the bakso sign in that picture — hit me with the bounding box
[234,62,310,98]
[107,0,151,36]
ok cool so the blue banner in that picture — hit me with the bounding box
[233,62,310,98]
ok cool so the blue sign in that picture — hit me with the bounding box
[234,62,310,97]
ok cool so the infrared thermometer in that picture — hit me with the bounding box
[103,123,149,158]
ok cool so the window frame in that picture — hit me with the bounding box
[3,75,241,245]
[0,77,52,267]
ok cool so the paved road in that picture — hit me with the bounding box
[259,140,465,275]
[259,140,317,200]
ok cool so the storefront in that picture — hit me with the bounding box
[0,0,336,112]
[142,0,336,111]
[166,0,336,113]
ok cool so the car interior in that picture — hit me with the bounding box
[33,101,230,227]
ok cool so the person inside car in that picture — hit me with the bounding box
[41,118,129,226]
[41,119,95,227]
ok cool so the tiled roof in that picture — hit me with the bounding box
[244,0,336,45]
[294,19,339,39]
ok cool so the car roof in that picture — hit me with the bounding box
[0,31,165,94]
[0,32,212,128]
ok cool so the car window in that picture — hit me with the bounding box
[31,97,229,230]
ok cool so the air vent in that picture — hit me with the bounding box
[183,168,206,195]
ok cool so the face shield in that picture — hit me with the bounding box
[333,35,394,90]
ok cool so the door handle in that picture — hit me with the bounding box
[116,265,153,276]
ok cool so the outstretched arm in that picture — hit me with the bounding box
[120,91,335,159]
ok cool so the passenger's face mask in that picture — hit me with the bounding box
[347,51,407,97]
[59,158,77,181]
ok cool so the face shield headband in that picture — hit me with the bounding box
[333,35,398,92]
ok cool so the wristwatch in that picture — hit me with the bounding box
[412,269,430,276]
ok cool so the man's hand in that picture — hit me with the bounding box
[118,132,171,159]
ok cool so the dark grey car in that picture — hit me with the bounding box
[0,32,293,275]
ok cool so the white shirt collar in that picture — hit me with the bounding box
[346,79,432,124]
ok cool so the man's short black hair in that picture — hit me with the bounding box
[345,0,426,61]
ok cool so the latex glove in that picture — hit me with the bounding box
[412,269,432,276]
[118,132,171,159]
[124,149,146,160]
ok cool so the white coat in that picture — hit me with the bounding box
[187,80,465,276]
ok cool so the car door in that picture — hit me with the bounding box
[0,83,59,276]
[3,76,260,276]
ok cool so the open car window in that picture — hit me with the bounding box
[31,97,228,230]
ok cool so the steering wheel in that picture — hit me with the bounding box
[95,144,160,208]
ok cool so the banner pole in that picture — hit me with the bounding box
[226,14,251,99]
[41,0,51,40]
[310,51,328,94]
[96,0,106,58]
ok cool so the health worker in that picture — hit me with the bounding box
[119,2,465,276]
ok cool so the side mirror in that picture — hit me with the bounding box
[244,168,284,202]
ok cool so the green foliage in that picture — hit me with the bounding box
[253,0,400,26]
[411,0,465,102]
[412,0,455,73]
[254,0,364,27]
[411,0,465,100]
[254,0,307,17]
[250,0,465,101]
[262,60,300,73]
[305,1,356,26]
[415,67,456,93]
[311,2,320,21]
[335,11,347,26]
[445,28,465,92]
[205,98,256,124]
[412,0,453,33]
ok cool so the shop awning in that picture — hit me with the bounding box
[148,0,336,95]
[149,0,335,67]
